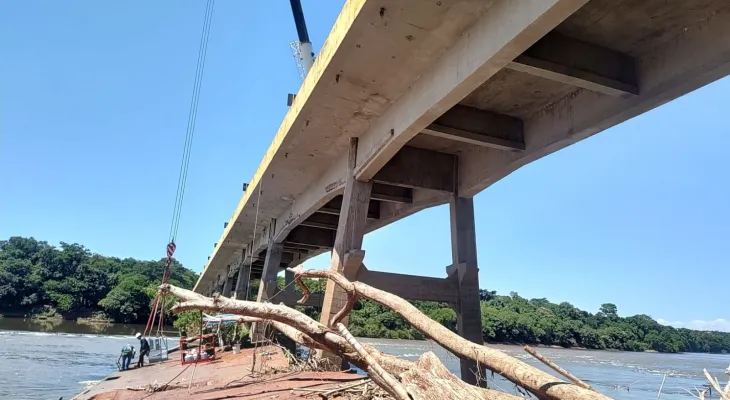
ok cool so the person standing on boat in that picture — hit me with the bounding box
[135,333,150,368]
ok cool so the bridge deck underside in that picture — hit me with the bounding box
[196,0,730,292]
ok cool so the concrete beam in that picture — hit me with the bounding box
[370,183,412,204]
[507,32,637,97]
[276,291,324,308]
[299,212,339,230]
[319,195,380,220]
[284,225,336,249]
[272,153,348,243]
[422,105,524,151]
[356,266,458,304]
[239,220,276,266]
[373,146,455,193]
[459,6,730,197]
[283,243,319,253]
[354,0,588,181]
[195,0,371,292]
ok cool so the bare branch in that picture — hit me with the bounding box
[162,284,524,400]
[289,268,611,400]
[524,345,595,392]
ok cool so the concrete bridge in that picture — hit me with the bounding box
[194,0,730,382]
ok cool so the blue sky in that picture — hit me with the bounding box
[2,1,728,330]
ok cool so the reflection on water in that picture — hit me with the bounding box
[0,317,177,336]
[1,318,729,400]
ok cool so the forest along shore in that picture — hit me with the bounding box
[3,236,730,354]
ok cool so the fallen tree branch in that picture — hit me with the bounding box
[401,352,525,400]
[161,284,523,400]
[524,345,595,392]
[290,267,611,400]
[703,369,730,400]
[165,289,413,376]
[337,322,410,400]
[239,314,413,375]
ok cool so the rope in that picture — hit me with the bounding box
[144,0,215,339]
[168,0,215,243]
[266,277,298,303]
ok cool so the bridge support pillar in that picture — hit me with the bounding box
[318,138,372,363]
[221,267,233,298]
[449,196,485,385]
[284,270,296,297]
[233,263,251,300]
[251,242,283,342]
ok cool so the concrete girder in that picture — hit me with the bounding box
[283,243,322,253]
[284,225,336,249]
[194,0,374,292]
[506,32,638,97]
[299,212,340,230]
[422,105,525,151]
[353,0,589,181]
[238,220,275,267]
[458,6,730,197]
[370,183,412,204]
[271,153,348,245]
[196,0,730,297]
[241,251,296,267]
[372,146,456,193]
[276,291,324,308]
[355,265,459,304]
[319,195,380,220]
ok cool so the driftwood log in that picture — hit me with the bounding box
[162,284,524,400]
[289,266,611,400]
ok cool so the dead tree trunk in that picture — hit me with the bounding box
[289,267,611,400]
[161,284,525,400]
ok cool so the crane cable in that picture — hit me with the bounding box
[144,0,216,339]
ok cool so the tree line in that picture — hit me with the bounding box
[343,288,730,354]
[478,290,730,353]
[3,236,729,353]
[0,236,198,323]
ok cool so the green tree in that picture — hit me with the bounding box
[98,274,153,323]
[598,303,618,318]
[0,236,199,324]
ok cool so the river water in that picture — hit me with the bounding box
[1,318,729,399]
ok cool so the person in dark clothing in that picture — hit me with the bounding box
[135,332,150,368]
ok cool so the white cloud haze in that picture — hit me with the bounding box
[656,318,730,332]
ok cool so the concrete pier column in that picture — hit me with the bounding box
[233,263,251,300]
[256,243,283,302]
[252,242,284,342]
[449,196,485,385]
[221,267,233,297]
[319,138,372,328]
[284,270,296,296]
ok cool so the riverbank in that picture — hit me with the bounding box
[75,345,365,400]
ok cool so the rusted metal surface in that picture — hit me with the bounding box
[78,346,362,400]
